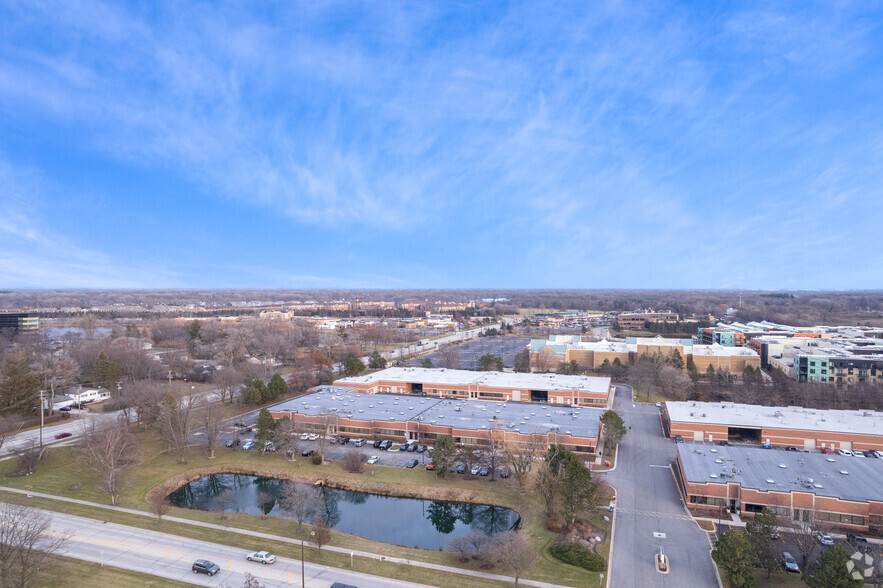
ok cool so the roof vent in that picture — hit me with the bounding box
[715,459,723,464]
[813,483,824,489]
[710,449,718,453]
[766,479,775,484]
[840,470,849,475]
[709,474,718,479]
[779,464,787,469]
[826,458,835,462]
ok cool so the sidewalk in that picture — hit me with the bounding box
[0,486,565,588]
[694,514,883,546]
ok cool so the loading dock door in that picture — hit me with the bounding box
[693,431,703,441]
[804,439,815,451]
[841,441,852,450]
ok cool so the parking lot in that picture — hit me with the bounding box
[409,336,530,369]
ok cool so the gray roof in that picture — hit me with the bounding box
[679,444,883,503]
[269,387,602,439]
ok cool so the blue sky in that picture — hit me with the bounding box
[2,1,882,290]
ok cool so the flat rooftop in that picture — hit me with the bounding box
[269,388,602,439]
[679,444,883,503]
[691,344,758,357]
[666,401,883,436]
[337,367,611,393]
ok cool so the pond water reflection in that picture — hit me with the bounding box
[168,474,519,551]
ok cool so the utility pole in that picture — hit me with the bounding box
[39,390,44,447]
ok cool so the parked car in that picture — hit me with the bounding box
[242,441,255,450]
[240,427,253,434]
[58,406,72,412]
[367,455,379,464]
[308,433,320,441]
[654,401,661,407]
[192,559,220,576]
[852,450,865,457]
[425,463,436,471]
[479,466,490,476]
[785,446,798,452]
[455,463,466,474]
[54,432,72,439]
[301,449,315,457]
[838,449,854,456]
[716,440,729,446]
[373,440,383,448]
[405,459,419,468]
[407,443,418,452]
[499,467,510,478]
[470,464,481,475]
[379,440,392,451]
[780,552,799,573]
[416,445,426,453]
[264,442,277,452]
[472,450,482,457]
[821,447,835,454]
[225,438,241,448]
[847,533,871,551]
[234,422,247,427]
[353,438,366,447]
[301,432,311,440]
[873,450,883,459]
[398,443,409,451]
[674,435,683,443]
[814,531,834,545]
[246,551,276,564]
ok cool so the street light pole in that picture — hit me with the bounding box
[39,390,44,447]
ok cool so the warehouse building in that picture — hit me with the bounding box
[664,401,883,452]
[335,367,612,408]
[675,444,883,532]
[269,386,603,455]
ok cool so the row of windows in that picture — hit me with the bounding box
[339,426,370,435]
[690,495,726,507]
[816,512,865,526]
[376,428,405,437]
[579,398,605,405]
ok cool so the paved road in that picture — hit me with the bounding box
[605,385,719,588]
[45,508,431,588]
[1,408,115,456]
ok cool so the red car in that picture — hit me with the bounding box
[425,463,436,471]
[54,432,72,439]
[821,447,835,454]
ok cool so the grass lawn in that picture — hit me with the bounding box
[33,554,193,588]
[0,430,603,587]
[721,569,804,588]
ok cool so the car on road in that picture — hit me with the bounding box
[479,466,490,476]
[470,464,481,475]
[330,582,359,588]
[301,449,315,457]
[813,531,834,545]
[192,559,220,576]
[54,432,73,439]
[838,449,854,456]
[425,463,436,471]
[780,552,799,573]
[367,456,379,464]
[405,459,419,468]
[246,551,276,564]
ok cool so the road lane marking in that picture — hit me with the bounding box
[614,508,693,521]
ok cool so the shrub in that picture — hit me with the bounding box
[311,455,323,465]
[549,543,606,572]
[342,452,368,473]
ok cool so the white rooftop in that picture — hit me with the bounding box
[691,344,759,357]
[337,367,611,393]
[667,401,883,436]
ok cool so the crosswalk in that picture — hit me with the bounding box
[615,507,694,521]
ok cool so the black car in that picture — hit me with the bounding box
[674,435,683,443]
[847,533,871,551]
[405,459,419,468]
[192,559,220,576]
[240,427,252,434]
[407,443,418,452]
[225,438,241,448]
[301,449,315,457]
[59,406,72,412]
[716,440,729,446]
[455,463,466,474]
[340,437,350,445]
[233,422,247,427]
[373,440,382,448]
[416,445,426,453]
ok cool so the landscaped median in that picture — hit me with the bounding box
[0,429,606,587]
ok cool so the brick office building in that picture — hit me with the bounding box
[675,444,883,532]
[335,367,612,408]
[269,386,604,455]
[664,401,883,452]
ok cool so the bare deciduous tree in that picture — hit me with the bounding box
[128,380,165,426]
[274,418,299,461]
[505,432,545,490]
[202,401,223,459]
[79,417,138,505]
[438,344,460,369]
[658,365,692,401]
[488,530,538,586]
[309,518,331,550]
[0,416,21,455]
[150,500,171,521]
[0,502,69,588]
[159,390,198,462]
[36,352,80,417]
[212,366,244,404]
[278,482,324,533]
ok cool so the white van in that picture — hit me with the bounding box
[353,438,366,447]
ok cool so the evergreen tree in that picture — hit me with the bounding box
[344,353,366,376]
[805,545,863,588]
[267,373,288,401]
[431,435,457,477]
[422,358,434,369]
[745,507,778,578]
[513,350,530,373]
[368,351,387,370]
[712,529,756,588]
[0,352,40,416]
[92,351,121,392]
[600,410,627,452]
[254,408,277,452]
